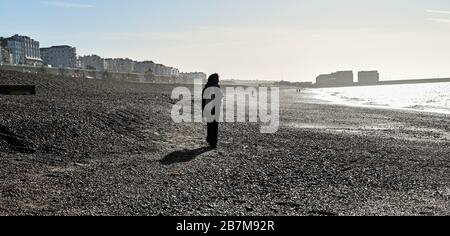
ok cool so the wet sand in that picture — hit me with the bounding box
[0,70,449,216]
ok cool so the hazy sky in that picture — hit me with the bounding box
[1,0,450,81]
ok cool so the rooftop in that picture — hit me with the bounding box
[40,45,75,50]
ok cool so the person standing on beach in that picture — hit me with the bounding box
[202,74,223,149]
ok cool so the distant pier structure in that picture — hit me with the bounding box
[314,70,450,88]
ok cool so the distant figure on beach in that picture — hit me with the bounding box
[202,74,223,149]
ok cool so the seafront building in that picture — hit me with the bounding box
[134,61,156,74]
[104,58,135,73]
[180,72,207,82]
[103,58,117,72]
[358,71,380,85]
[4,34,43,66]
[0,44,13,65]
[0,46,3,65]
[154,64,169,76]
[76,55,183,77]
[170,67,180,77]
[316,74,333,85]
[332,71,354,85]
[40,45,77,68]
[78,55,105,71]
[0,34,203,83]
[314,70,450,87]
[316,71,354,86]
[152,65,179,77]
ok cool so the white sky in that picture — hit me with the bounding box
[1,0,450,81]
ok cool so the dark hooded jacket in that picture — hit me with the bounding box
[202,76,222,116]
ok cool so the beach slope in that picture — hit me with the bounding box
[0,70,449,216]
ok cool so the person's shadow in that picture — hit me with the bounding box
[159,147,213,166]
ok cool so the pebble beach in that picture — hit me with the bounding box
[0,70,449,216]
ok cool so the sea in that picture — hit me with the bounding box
[304,82,450,114]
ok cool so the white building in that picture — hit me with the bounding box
[78,55,105,71]
[103,58,116,72]
[116,58,135,73]
[1,38,11,64]
[104,58,135,73]
[6,34,43,66]
[40,45,77,68]
[169,67,180,77]
[0,47,12,65]
[154,64,167,76]
[181,72,207,81]
[153,64,179,77]
[134,61,156,74]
